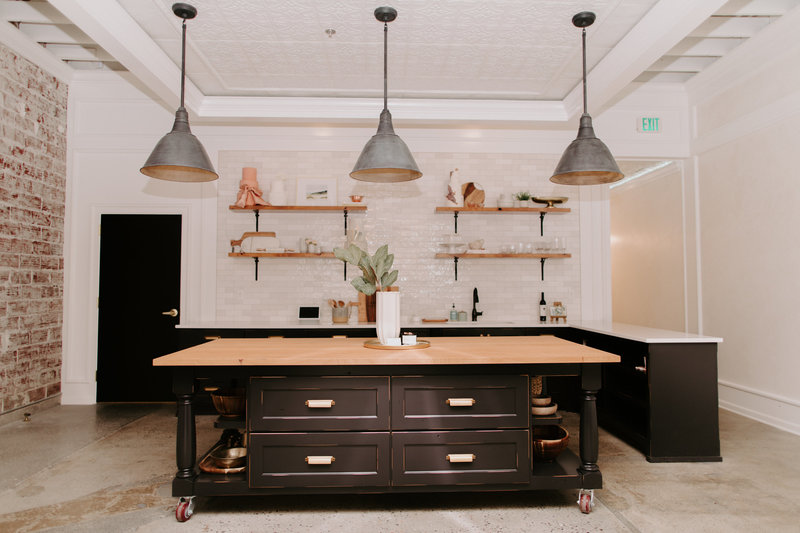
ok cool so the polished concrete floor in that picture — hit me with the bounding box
[0,404,797,532]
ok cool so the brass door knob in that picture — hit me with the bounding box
[161,308,178,317]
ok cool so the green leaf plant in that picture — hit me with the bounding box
[333,244,399,296]
[514,191,532,201]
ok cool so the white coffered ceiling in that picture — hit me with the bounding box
[0,0,797,123]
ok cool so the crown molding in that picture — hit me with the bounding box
[197,96,568,124]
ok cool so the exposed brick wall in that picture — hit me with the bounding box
[0,44,67,414]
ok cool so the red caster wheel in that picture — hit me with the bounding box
[577,489,594,514]
[175,496,195,522]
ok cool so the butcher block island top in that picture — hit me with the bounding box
[153,335,619,367]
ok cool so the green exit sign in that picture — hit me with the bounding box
[638,117,660,133]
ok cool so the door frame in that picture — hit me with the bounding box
[87,205,190,402]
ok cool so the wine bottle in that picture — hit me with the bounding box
[539,292,547,322]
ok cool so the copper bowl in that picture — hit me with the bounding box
[211,388,245,418]
[210,447,247,468]
[532,425,569,461]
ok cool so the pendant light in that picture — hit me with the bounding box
[550,12,622,186]
[140,3,218,182]
[350,7,422,183]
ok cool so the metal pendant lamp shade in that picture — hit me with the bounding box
[351,7,421,183]
[140,3,218,183]
[550,12,622,186]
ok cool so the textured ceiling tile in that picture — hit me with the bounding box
[116,0,704,99]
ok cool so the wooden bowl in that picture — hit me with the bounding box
[531,394,551,407]
[210,447,247,468]
[531,403,558,416]
[211,389,245,418]
[532,425,569,461]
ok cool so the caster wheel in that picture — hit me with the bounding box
[578,489,594,514]
[175,496,195,522]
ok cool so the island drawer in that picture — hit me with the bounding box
[391,375,529,430]
[249,376,390,431]
[391,430,530,486]
[249,432,391,488]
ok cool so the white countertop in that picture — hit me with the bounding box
[177,320,721,344]
[568,321,723,344]
[176,321,566,330]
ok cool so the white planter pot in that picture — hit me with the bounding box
[375,291,400,344]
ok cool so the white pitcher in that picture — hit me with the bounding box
[269,178,287,205]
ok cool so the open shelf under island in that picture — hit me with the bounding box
[154,335,620,519]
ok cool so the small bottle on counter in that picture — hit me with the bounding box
[539,292,547,322]
[450,304,458,321]
[458,310,467,321]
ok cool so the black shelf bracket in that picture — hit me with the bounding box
[252,209,260,231]
[540,257,546,280]
[539,212,545,236]
[453,211,459,233]
[454,256,459,280]
[343,208,348,281]
[254,257,259,281]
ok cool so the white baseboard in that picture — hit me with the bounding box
[60,382,96,405]
[718,380,800,436]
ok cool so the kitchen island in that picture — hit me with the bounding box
[154,335,619,521]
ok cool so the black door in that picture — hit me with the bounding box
[96,214,181,402]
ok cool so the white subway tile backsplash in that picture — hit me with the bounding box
[217,151,581,325]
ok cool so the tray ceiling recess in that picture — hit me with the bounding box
[0,0,796,123]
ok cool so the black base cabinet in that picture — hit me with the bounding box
[561,330,722,463]
[170,363,606,502]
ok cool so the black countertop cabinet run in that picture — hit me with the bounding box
[567,330,721,463]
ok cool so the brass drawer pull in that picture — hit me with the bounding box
[446,453,476,463]
[446,398,476,407]
[305,399,335,408]
[305,455,335,465]
[634,365,647,374]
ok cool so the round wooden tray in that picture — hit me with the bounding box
[363,339,431,350]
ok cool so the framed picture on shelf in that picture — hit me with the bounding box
[296,177,337,206]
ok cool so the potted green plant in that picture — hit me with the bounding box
[334,244,400,344]
[333,244,398,295]
[514,191,531,207]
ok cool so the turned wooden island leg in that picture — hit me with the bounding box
[173,369,196,492]
[579,364,601,475]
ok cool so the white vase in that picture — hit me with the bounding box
[375,291,400,345]
[269,178,287,205]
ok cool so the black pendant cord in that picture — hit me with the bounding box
[581,27,587,114]
[180,19,187,108]
[383,22,388,112]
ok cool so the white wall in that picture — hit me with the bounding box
[216,150,580,325]
[610,163,688,332]
[61,70,689,404]
[687,7,800,435]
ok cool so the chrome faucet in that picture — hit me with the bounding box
[472,287,483,321]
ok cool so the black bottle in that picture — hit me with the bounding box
[539,292,547,322]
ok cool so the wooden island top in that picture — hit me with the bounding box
[153,335,619,367]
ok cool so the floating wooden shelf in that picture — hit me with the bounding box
[435,253,571,259]
[436,253,571,281]
[434,206,569,213]
[229,205,367,212]
[228,252,335,258]
[229,205,365,280]
[435,205,569,235]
